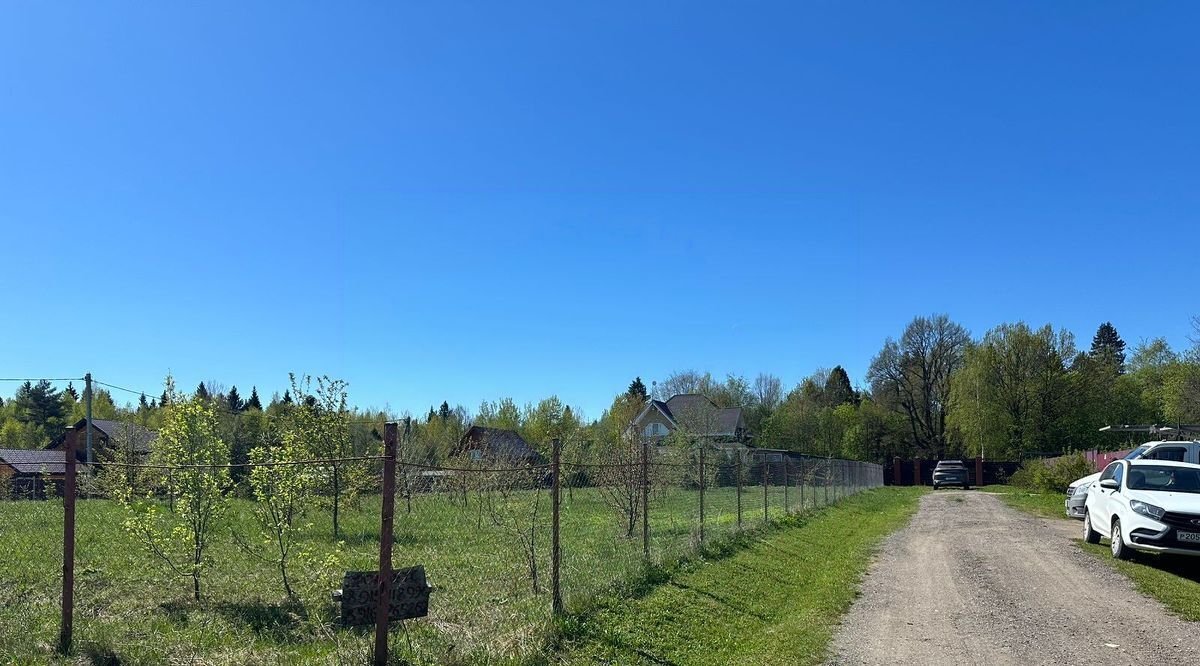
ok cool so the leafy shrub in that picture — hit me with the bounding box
[1011,453,1094,493]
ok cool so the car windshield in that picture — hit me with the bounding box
[936,463,964,469]
[1123,445,1151,460]
[1126,465,1200,494]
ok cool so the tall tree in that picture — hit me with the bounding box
[437,401,452,422]
[823,366,857,407]
[626,377,649,402]
[13,380,67,443]
[1090,322,1127,372]
[867,315,971,458]
[195,382,210,401]
[245,387,263,411]
[226,385,244,413]
[652,370,715,400]
[948,322,1077,458]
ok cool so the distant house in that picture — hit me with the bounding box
[629,393,750,445]
[455,426,544,464]
[48,418,157,463]
[0,448,66,498]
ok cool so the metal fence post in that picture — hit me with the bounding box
[59,419,77,654]
[374,421,399,666]
[551,438,563,616]
[783,461,789,512]
[641,437,649,558]
[762,462,769,523]
[736,454,743,530]
[824,460,830,506]
[799,459,805,511]
[698,444,705,545]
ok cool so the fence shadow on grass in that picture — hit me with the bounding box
[213,600,309,640]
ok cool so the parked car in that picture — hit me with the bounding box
[1083,460,1200,559]
[933,460,970,490]
[1065,441,1200,519]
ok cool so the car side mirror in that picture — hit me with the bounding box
[1099,479,1119,490]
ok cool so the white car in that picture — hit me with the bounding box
[1065,441,1200,519]
[1083,459,1200,559]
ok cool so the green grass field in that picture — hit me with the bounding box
[551,487,925,665]
[0,481,864,664]
[991,485,1200,623]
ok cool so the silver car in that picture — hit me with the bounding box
[1066,441,1200,519]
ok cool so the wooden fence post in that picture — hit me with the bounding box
[59,419,77,654]
[374,421,399,666]
[551,438,563,616]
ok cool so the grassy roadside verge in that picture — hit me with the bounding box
[985,484,1067,519]
[989,484,1200,622]
[549,487,926,666]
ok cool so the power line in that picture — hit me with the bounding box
[0,377,83,382]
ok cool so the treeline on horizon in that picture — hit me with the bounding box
[3,313,1200,464]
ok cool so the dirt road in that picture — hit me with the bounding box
[828,491,1200,665]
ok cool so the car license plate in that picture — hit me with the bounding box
[1178,531,1200,543]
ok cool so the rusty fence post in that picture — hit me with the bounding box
[641,437,649,559]
[551,438,563,616]
[698,444,705,546]
[374,421,399,666]
[59,418,77,654]
[736,454,743,530]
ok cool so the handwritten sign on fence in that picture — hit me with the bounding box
[334,566,432,626]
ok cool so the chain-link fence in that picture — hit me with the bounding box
[9,423,883,664]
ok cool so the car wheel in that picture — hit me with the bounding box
[963,484,970,490]
[932,484,939,490]
[1111,518,1132,560]
[1083,512,1101,544]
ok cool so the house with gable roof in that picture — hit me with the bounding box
[628,393,750,445]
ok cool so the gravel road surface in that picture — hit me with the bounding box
[828,490,1200,665]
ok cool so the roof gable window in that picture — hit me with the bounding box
[643,422,670,437]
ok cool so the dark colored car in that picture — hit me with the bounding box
[933,460,970,490]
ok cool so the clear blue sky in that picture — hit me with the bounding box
[2,2,1198,418]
